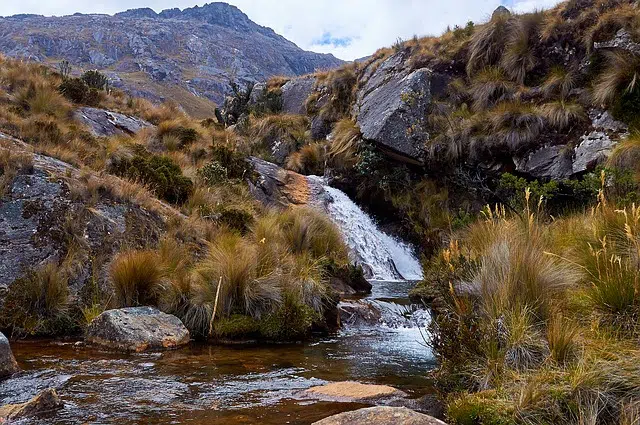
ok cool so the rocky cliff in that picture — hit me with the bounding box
[0,3,344,116]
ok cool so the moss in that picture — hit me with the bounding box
[259,295,318,341]
[447,393,516,425]
[214,314,260,339]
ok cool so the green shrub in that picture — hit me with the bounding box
[58,78,102,106]
[109,148,193,204]
[197,161,228,185]
[81,70,109,90]
[214,314,260,339]
[259,294,318,341]
[210,144,253,180]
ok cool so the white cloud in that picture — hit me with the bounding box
[0,0,563,60]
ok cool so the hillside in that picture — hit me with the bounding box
[0,3,344,117]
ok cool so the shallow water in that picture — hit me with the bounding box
[2,282,436,424]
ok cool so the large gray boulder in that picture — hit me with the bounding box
[247,157,311,207]
[0,332,19,379]
[74,107,154,137]
[86,307,190,352]
[312,407,447,425]
[281,75,317,115]
[514,145,573,179]
[353,52,447,163]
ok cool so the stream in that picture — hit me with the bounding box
[1,179,435,424]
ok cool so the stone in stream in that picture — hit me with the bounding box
[0,388,64,421]
[312,406,447,425]
[0,332,19,379]
[86,307,190,352]
[303,381,406,403]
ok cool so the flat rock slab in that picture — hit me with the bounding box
[0,388,63,421]
[74,106,154,137]
[303,381,406,403]
[0,332,19,379]
[312,406,447,425]
[86,307,190,352]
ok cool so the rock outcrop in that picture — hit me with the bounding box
[0,388,64,421]
[312,406,447,425]
[85,307,190,352]
[281,76,316,115]
[74,107,154,137]
[353,52,447,164]
[247,157,311,207]
[0,332,19,379]
[0,4,343,107]
[303,381,407,403]
[0,134,166,291]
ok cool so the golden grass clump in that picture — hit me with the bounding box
[466,11,511,76]
[110,250,165,308]
[285,142,326,175]
[537,101,586,130]
[592,50,640,106]
[327,118,361,170]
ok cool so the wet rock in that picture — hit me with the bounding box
[0,332,19,379]
[304,381,406,403]
[0,388,63,421]
[281,75,316,115]
[312,406,447,425]
[354,52,446,163]
[86,307,190,352]
[339,301,382,327]
[75,106,154,137]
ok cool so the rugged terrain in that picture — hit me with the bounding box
[0,3,343,116]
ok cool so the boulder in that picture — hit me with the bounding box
[594,29,640,56]
[0,135,166,290]
[312,406,447,425]
[303,381,406,403]
[247,157,311,207]
[339,301,383,327]
[0,332,19,379]
[74,107,154,137]
[353,52,447,163]
[85,307,190,352]
[514,145,573,179]
[281,75,316,115]
[0,388,63,421]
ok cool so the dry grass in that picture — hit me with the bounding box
[327,119,361,170]
[538,101,586,130]
[110,250,165,308]
[285,142,326,175]
[592,50,640,106]
[500,12,543,84]
[466,11,511,75]
[469,67,516,111]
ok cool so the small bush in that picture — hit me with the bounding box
[58,78,101,105]
[81,70,109,90]
[259,293,318,341]
[197,161,228,185]
[110,250,165,308]
[209,143,252,180]
[157,120,199,149]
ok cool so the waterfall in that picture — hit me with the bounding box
[307,177,424,281]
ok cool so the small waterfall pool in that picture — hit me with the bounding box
[307,176,424,281]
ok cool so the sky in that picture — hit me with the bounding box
[0,0,563,60]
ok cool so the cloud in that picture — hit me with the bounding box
[0,0,563,60]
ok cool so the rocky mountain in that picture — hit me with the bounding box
[0,3,344,116]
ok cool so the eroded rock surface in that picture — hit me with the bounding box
[281,76,316,115]
[312,406,447,425]
[86,307,190,352]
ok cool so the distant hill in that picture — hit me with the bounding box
[0,3,344,117]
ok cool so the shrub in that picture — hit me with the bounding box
[110,250,165,308]
[157,120,199,149]
[259,293,318,341]
[58,78,101,105]
[197,161,228,185]
[109,148,193,204]
[81,70,109,90]
[0,263,72,336]
[209,143,253,180]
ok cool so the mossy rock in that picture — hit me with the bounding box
[259,297,318,341]
[447,392,516,425]
[214,315,260,339]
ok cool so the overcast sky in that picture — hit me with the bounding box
[0,0,562,60]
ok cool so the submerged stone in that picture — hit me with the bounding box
[0,388,63,421]
[312,406,447,425]
[303,381,406,403]
[86,307,190,352]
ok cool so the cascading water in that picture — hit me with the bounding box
[307,176,424,281]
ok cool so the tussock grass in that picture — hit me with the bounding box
[327,119,361,170]
[469,67,516,111]
[110,250,165,308]
[538,101,586,130]
[285,142,326,175]
[592,50,640,106]
[467,11,511,75]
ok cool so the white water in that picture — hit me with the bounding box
[308,177,424,281]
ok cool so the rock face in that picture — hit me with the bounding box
[0,332,19,379]
[339,301,383,327]
[353,52,447,163]
[74,107,154,137]
[303,381,406,403]
[86,307,190,352]
[514,110,628,179]
[312,407,447,425]
[0,4,343,108]
[0,134,166,291]
[281,76,316,115]
[247,157,311,207]
[0,388,64,421]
